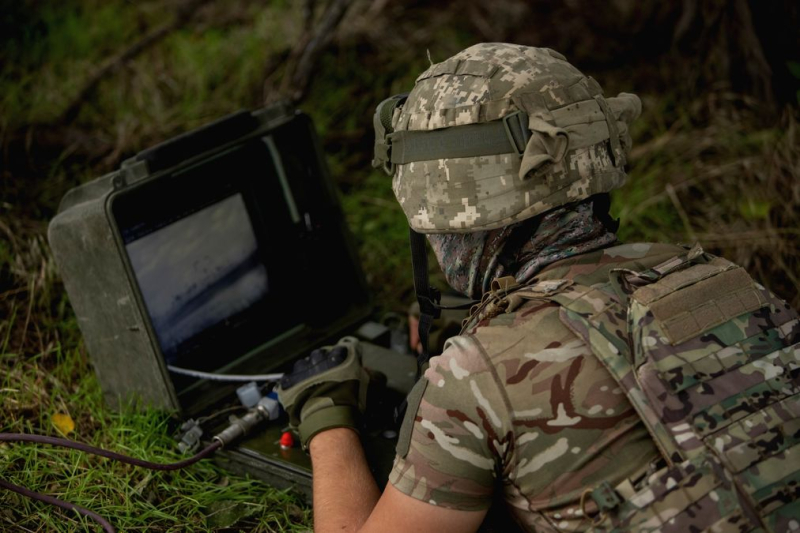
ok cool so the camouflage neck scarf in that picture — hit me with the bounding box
[427,200,617,299]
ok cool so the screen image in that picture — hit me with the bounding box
[112,117,370,397]
[125,193,268,361]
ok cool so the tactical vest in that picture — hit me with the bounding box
[466,244,800,532]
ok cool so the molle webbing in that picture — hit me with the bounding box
[490,246,800,532]
[558,255,798,532]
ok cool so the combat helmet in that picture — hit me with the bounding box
[373,43,642,233]
[372,43,642,366]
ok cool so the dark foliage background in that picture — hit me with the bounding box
[1,0,798,530]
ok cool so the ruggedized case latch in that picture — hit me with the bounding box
[116,158,149,189]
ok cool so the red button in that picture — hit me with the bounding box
[280,432,294,449]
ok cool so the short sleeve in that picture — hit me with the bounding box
[389,335,508,510]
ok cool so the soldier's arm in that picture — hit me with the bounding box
[309,428,487,533]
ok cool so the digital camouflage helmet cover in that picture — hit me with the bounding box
[372,43,643,364]
[373,43,642,233]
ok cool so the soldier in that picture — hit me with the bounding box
[279,43,800,532]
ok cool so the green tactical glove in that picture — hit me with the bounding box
[277,336,369,449]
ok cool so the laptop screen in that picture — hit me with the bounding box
[111,116,370,404]
[124,193,269,363]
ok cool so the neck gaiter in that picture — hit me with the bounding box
[426,200,617,299]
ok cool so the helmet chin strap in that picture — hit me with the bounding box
[394,229,477,427]
[408,228,478,375]
[409,228,442,376]
[391,228,442,428]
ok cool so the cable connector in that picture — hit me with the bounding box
[212,410,263,448]
[176,419,204,454]
[257,396,280,421]
[211,397,279,448]
[236,381,262,408]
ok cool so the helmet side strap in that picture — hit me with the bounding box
[409,228,441,376]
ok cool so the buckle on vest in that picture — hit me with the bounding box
[490,276,519,295]
[519,279,574,297]
[591,481,624,512]
[580,481,623,526]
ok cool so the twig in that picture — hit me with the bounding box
[731,0,773,105]
[33,321,45,357]
[665,183,697,244]
[628,125,679,160]
[279,0,356,103]
[468,3,498,41]
[262,49,292,104]
[364,0,390,19]
[622,158,756,218]
[1,302,16,354]
[0,286,28,300]
[694,228,800,244]
[303,0,317,31]
[19,278,35,354]
[772,246,800,295]
[57,0,214,125]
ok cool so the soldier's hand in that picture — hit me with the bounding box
[277,337,369,449]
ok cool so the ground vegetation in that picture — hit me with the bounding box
[1,0,798,530]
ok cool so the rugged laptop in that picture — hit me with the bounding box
[48,103,417,496]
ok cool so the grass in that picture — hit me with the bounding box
[1,2,317,530]
[612,97,800,302]
[1,322,312,532]
[0,235,312,531]
[1,1,798,531]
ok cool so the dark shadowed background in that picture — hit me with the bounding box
[1,0,798,530]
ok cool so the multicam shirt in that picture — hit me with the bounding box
[389,243,688,531]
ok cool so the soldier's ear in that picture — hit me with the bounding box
[519,116,570,180]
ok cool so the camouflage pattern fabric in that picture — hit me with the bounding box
[389,43,642,234]
[547,246,800,532]
[391,242,800,532]
[390,243,685,531]
[426,198,616,299]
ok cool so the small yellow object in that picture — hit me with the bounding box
[52,413,75,436]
